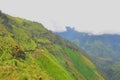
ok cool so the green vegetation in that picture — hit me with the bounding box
[0,11,105,80]
[64,48,94,80]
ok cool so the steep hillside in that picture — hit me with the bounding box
[56,27,120,80]
[0,11,105,80]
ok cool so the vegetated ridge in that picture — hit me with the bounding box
[0,11,105,80]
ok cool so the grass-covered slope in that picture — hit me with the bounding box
[0,11,105,80]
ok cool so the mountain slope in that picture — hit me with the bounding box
[0,11,105,80]
[56,27,120,80]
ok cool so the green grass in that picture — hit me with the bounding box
[35,49,72,80]
[64,48,95,80]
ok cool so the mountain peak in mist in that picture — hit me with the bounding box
[66,26,75,31]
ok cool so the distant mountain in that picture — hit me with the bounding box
[56,27,120,80]
[0,11,105,80]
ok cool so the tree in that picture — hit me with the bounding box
[12,46,26,59]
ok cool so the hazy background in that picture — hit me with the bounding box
[0,0,120,34]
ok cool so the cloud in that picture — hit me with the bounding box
[0,0,120,34]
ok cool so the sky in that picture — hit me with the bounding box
[0,0,120,34]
